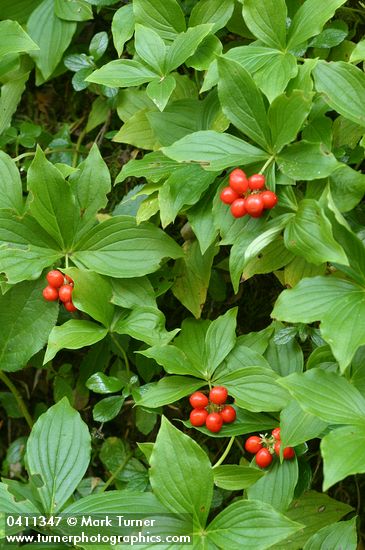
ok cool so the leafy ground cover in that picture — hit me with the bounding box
[1,0,365,548]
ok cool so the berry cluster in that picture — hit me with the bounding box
[42,270,77,312]
[220,168,278,218]
[189,386,236,433]
[244,427,295,468]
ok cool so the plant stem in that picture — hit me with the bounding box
[0,372,33,429]
[72,129,87,167]
[259,155,275,174]
[65,254,69,269]
[12,148,74,163]
[111,334,130,376]
[101,452,132,492]
[212,436,235,469]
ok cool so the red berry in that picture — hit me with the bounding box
[229,168,249,194]
[46,270,64,288]
[209,386,228,405]
[245,436,263,454]
[255,448,273,468]
[245,194,264,216]
[205,412,223,433]
[272,427,281,440]
[64,301,77,312]
[261,190,278,209]
[190,408,208,427]
[230,198,247,218]
[65,274,74,286]
[42,286,59,301]
[220,405,236,424]
[220,186,239,205]
[58,284,73,303]
[248,174,265,190]
[274,441,295,459]
[189,392,209,409]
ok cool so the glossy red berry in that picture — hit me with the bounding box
[245,194,264,217]
[46,270,64,288]
[229,168,249,194]
[230,198,247,218]
[190,408,208,427]
[245,436,263,454]
[272,427,281,440]
[261,190,278,209]
[248,174,266,190]
[255,448,273,468]
[189,392,209,409]
[42,286,59,301]
[64,301,77,312]
[274,441,295,459]
[205,412,223,433]
[220,405,236,424]
[209,386,228,405]
[220,186,239,205]
[58,284,73,303]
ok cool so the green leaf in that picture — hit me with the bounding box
[221,338,271,373]
[135,24,166,75]
[321,425,365,490]
[86,372,123,394]
[0,68,30,135]
[284,199,348,265]
[277,142,338,180]
[114,306,178,346]
[213,465,265,490]
[150,417,213,526]
[215,367,289,412]
[189,0,234,33]
[112,4,135,57]
[93,395,124,422]
[64,489,169,515]
[254,52,298,103]
[159,164,217,227]
[27,0,77,81]
[140,344,199,377]
[54,0,93,21]
[329,164,365,213]
[26,398,91,513]
[0,151,23,213]
[172,241,217,319]
[0,20,39,56]
[89,32,108,60]
[111,277,157,309]
[133,0,186,41]
[303,518,357,550]
[278,369,365,425]
[44,320,108,363]
[69,143,111,230]
[113,108,159,150]
[27,147,78,249]
[187,34,223,71]
[242,0,287,50]
[350,39,365,63]
[271,491,353,550]
[135,376,204,408]
[86,59,157,87]
[313,61,365,126]
[0,278,58,372]
[146,75,176,111]
[247,458,299,513]
[265,329,303,376]
[205,308,237,377]
[206,499,302,549]
[162,130,268,172]
[280,400,327,448]
[72,216,183,278]
[217,57,271,150]
[272,276,365,370]
[166,24,213,72]
[116,151,180,183]
[287,0,347,50]
[268,92,312,153]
